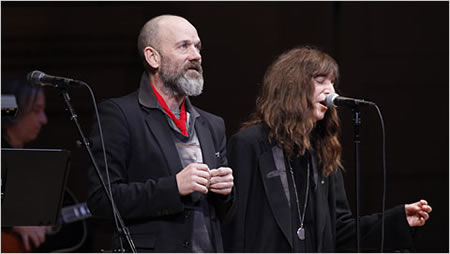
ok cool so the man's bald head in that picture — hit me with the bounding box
[137,15,194,71]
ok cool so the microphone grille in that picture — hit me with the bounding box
[27,70,44,86]
[325,93,339,107]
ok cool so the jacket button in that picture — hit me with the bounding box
[184,211,191,219]
[183,241,190,248]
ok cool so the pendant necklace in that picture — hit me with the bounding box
[287,155,310,241]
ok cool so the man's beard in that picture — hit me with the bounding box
[160,58,204,97]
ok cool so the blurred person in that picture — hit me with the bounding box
[1,78,49,252]
[2,79,48,149]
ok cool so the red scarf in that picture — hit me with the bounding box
[150,82,188,136]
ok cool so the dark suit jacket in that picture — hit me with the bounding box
[222,124,414,252]
[87,73,235,252]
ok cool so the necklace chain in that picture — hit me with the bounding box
[288,155,310,240]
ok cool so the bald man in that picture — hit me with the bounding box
[87,15,235,252]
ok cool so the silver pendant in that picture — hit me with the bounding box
[297,227,305,240]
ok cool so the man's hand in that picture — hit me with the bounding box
[405,199,432,227]
[209,167,234,195]
[176,163,210,195]
[11,226,49,252]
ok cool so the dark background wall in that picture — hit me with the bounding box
[2,1,448,252]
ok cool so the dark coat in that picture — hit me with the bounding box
[222,124,414,252]
[87,74,235,252]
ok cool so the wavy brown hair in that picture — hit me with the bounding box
[243,46,342,176]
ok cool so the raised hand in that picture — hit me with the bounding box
[405,199,432,227]
[176,163,211,195]
[209,167,234,195]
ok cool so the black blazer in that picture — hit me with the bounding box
[87,74,235,252]
[222,124,414,252]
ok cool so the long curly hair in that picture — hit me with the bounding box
[243,46,342,176]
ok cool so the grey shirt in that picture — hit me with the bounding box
[166,106,216,252]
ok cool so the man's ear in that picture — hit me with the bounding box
[144,46,160,69]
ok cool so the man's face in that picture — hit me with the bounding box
[158,18,204,96]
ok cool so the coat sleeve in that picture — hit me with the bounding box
[207,116,237,224]
[86,100,184,220]
[334,170,414,252]
[221,133,257,252]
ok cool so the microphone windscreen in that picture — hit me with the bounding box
[27,70,44,86]
[325,93,339,107]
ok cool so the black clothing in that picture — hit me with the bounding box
[286,153,317,252]
[87,73,235,252]
[222,124,414,252]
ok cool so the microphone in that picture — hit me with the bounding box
[27,70,86,88]
[325,93,376,107]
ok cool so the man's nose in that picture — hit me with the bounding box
[188,45,201,62]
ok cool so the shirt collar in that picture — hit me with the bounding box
[137,72,199,118]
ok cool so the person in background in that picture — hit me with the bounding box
[1,78,49,252]
[222,46,432,252]
[2,79,48,149]
[87,15,235,252]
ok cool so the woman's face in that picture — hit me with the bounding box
[9,91,48,146]
[312,75,335,122]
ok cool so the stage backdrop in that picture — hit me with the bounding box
[2,2,448,252]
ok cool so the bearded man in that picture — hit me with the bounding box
[87,15,235,252]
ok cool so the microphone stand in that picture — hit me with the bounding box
[58,87,136,253]
[353,104,361,253]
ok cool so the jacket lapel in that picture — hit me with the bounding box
[259,147,293,248]
[311,152,329,251]
[144,109,183,175]
[138,73,183,175]
[195,117,217,169]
